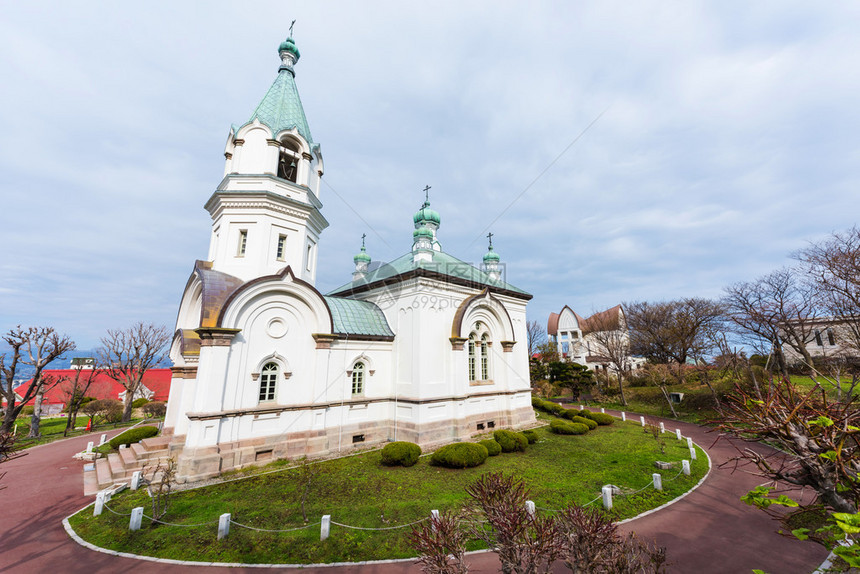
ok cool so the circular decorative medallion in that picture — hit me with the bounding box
[266,317,288,338]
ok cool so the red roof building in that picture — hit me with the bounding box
[11,369,172,409]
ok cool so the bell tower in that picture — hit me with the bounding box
[204,34,328,284]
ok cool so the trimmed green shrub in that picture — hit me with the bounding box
[431,442,488,468]
[521,429,539,444]
[570,415,598,430]
[531,396,543,408]
[132,398,150,409]
[479,439,502,456]
[584,411,615,426]
[381,441,422,467]
[546,402,565,416]
[493,429,528,452]
[108,426,159,450]
[20,406,34,417]
[550,420,589,435]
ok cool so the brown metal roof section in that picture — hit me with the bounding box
[215,265,335,333]
[547,312,560,336]
[580,304,622,334]
[451,288,516,341]
[193,260,246,328]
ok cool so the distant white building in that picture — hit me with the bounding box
[161,36,535,483]
[781,317,858,365]
[546,305,643,375]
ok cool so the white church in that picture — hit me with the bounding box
[162,36,535,482]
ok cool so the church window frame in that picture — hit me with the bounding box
[258,362,279,403]
[827,328,836,346]
[468,334,477,381]
[468,322,492,384]
[276,234,287,261]
[351,361,365,396]
[481,333,490,380]
[237,229,248,257]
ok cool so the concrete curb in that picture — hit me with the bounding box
[63,412,713,568]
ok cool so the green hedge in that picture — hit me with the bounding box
[521,429,539,444]
[478,439,502,456]
[431,442,488,468]
[550,420,589,435]
[108,426,159,450]
[583,411,615,426]
[493,429,528,453]
[570,415,597,430]
[132,398,150,409]
[381,441,422,467]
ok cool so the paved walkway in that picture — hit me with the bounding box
[0,413,829,573]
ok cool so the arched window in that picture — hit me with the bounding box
[481,334,490,380]
[352,362,365,395]
[468,334,477,381]
[278,140,300,183]
[259,362,278,402]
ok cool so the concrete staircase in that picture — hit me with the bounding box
[83,435,173,495]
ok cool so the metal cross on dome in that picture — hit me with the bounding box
[487,232,494,248]
[361,233,366,248]
[423,185,431,203]
[289,19,296,37]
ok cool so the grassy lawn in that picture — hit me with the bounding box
[11,416,156,449]
[69,414,707,564]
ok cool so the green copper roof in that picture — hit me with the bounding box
[413,201,441,226]
[243,54,313,143]
[327,250,531,298]
[483,247,501,263]
[353,246,371,264]
[324,296,394,337]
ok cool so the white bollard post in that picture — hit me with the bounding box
[659,422,665,434]
[621,412,626,422]
[686,437,693,449]
[430,509,440,531]
[320,515,331,541]
[86,441,94,454]
[99,434,107,446]
[652,473,663,491]
[217,513,231,540]
[640,415,646,427]
[94,491,105,516]
[129,507,143,531]
[675,429,683,440]
[525,500,536,519]
[579,404,584,410]
[689,446,697,461]
[119,444,127,450]
[131,471,141,490]
[682,460,691,476]
[601,486,613,510]
[600,407,605,414]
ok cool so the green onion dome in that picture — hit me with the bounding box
[413,201,441,227]
[483,246,501,264]
[353,246,371,265]
[278,37,301,63]
[413,227,434,239]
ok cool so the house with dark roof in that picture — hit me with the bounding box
[547,305,643,374]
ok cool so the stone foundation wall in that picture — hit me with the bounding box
[173,404,536,483]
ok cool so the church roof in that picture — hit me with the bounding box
[324,296,394,338]
[327,250,531,300]
[239,43,313,143]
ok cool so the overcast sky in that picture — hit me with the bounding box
[1,2,858,349]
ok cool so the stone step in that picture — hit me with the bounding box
[119,446,137,467]
[107,452,125,478]
[83,464,99,496]
[130,442,146,459]
[141,435,171,451]
[95,458,112,489]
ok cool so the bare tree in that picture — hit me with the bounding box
[526,320,546,358]
[723,267,819,376]
[796,226,860,355]
[626,298,724,375]
[0,326,75,435]
[60,362,102,436]
[98,323,170,423]
[582,307,632,406]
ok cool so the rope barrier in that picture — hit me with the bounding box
[141,513,220,527]
[102,502,132,516]
[330,516,430,531]
[229,520,320,533]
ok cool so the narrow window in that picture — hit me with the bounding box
[237,230,248,257]
[468,335,476,381]
[351,362,365,395]
[352,434,365,443]
[827,328,836,346]
[259,362,278,402]
[306,243,314,272]
[481,334,490,380]
[814,330,823,346]
[276,234,287,261]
